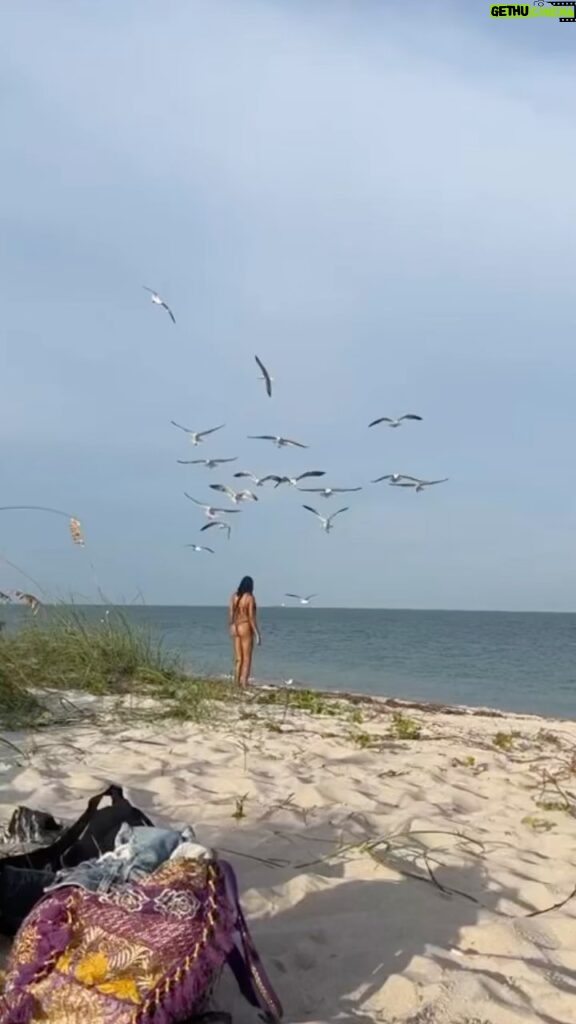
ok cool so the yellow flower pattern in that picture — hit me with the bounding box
[4,858,223,1023]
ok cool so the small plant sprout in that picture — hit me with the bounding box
[390,712,422,740]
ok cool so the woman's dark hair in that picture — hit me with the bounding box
[236,575,254,596]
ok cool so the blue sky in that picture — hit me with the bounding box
[1,0,575,610]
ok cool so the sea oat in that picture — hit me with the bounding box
[13,591,41,615]
[69,517,84,546]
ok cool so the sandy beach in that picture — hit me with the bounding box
[1,688,575,1024]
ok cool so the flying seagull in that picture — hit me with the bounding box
[201,521,231,540]
[233,471,279,487]
[209,484,259,504]
[171,422,225,445]
[184,493,241,519]
[184,544,215,554]
[247,435,308,449]
[178,457,238,469]
[302,504,349,534]
[368,414,423,429]
[299,485,362,498]
[143,286,176,324]
[285,593,317,605]
[391,477,449,493]
[255,355,273,397]
[264,471,326,489]
[371,473,418,484]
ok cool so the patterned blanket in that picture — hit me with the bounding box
[0,856,239,1023]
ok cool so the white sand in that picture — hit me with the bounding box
[1,690,576,1024]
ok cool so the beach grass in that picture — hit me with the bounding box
[0,608,232,727]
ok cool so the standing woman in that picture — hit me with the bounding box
[229,575,261,687]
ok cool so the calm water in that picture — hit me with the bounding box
[3,605,575,719]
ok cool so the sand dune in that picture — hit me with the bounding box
[1,691,575,1024]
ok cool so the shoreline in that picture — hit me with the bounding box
[222,675,576,724]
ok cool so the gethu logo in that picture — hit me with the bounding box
[490,2,576,16]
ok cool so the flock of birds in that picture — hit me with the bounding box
[145,285,449,596]
[0,287,449,613]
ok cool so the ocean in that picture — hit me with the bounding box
[2,605,575,719]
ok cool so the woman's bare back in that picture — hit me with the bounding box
[230,592,253,631]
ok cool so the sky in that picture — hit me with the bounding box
[1,0,576,611]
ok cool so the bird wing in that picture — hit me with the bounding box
[285,594,302,600]
[368,417,392,427]
[177,459,205,465]
[333,486,362,493]
[371,474,392,482]
[328,507,349,523]
[283,438,308,448]
[143,286,159,295]
[400,414,423,421]
[171,420,194,434]
[212,507,241,514]
[200,522,216,532]
[209,484,234,498]
[298,487,324,493]
[392,482,417,488]
[233,471,253,479]
[161,302,176,323]
[273,477,290,488]
[198,424,225,439]
[296,471,325,481]
[302,505,321,518]
[260,475,284,485]
[183,493,205,507]
[215,457,237,464]
[305,595,317,601]
[247,435,276,442]
[422,478,449,486]
[255,355,272,397]
[203,547,215,554]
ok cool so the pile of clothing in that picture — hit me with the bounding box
[0,786,282,1024]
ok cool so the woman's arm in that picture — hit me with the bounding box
[249,596,261,645]
[228,595,236,628]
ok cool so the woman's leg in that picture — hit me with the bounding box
[238,626,254,687]
[231,630,243,685]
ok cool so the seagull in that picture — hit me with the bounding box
[391,478,449,493]
[368,414,423,429]
[209,484,259,504]
[171,422,225,445]
[184,544,215,554]
[184,494,241,519]
[299,485,362,498]
[178,457,237,469]
[285,593,317,605]
[201,521,231,540]
[264,471,326,489]
[302,505,349,533]
[233,471,279,487]
[371,473,418,484]
[247,435,308,449]
[143,286,176,324]
[255,355,273,397]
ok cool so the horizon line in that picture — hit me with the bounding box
[11,603,576,615]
